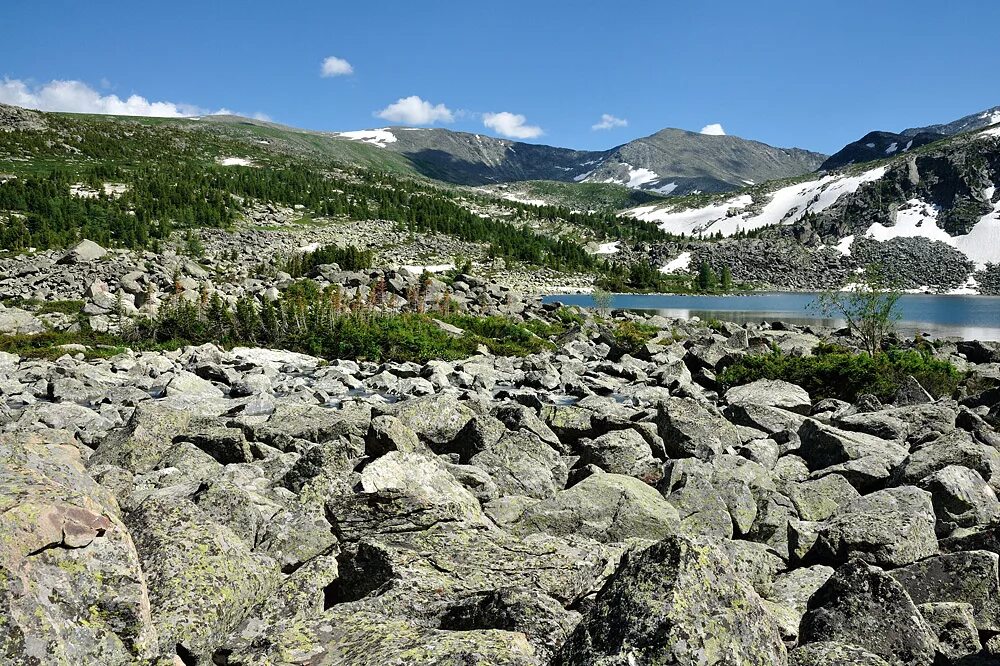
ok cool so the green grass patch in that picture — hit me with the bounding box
[611,320,659,354]
[717,345,962,402]
[2,298,85,315]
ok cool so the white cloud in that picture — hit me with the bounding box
[0,77,267,120]
[375,95,454,125]
[592,113,628,131]
[700,123,726,136]
[483,111,543,139]
[320,56,354,77]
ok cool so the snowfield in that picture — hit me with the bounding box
[335,129,398,148]
[659,251,691,274]
[862,194,1000,268]
[624,166,660,188]
[627,167,887,237]
[217,157,255,167]
[594,241,620,255]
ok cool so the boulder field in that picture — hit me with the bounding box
[3,313,1000,665]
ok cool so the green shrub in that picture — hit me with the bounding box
[114,287,556,363]
[554,306,586,327]
[281,243,374,276]
[717,346,961,402]
[611,320,658,354]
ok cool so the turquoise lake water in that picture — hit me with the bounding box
[542,292,1000,341]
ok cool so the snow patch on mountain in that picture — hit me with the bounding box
[865,200,950,244]
[217,157,255,167]
[653,182,678,195]
[594,241,620,255]
[857,193,1000,268]
[835,235,855,256]
[630,195,752,236]
[335,129,398,147]
[625,166,659,188]
[628,166,887,237]
[659,251,691,273]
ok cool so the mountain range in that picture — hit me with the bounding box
[820,106,1000,171]
[323,125,826,196]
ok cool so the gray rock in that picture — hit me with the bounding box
[726,378,812,414]
[89,402,192,474]
[510,472,679,543]
[799,560,937,666]
[816,486,938,567]
[655,397,741,460]
[767,565,835,642]
[789,642,891,666]
[127,495,277,659]
[797,419,908,491]
[553,534,787,666]
[918,464,1000,536]
[358,450,483,523]
[365,414,424,457]
[890,550,1000,632]
[787,474,861,522]
[58,238,108,263]
[894,430,1000,493]
[576,428,661,480]
[0,432,158,665]
[917,602,981,661]
[470,431,567,499]
[382,392,474,445]
[0,305,45,335]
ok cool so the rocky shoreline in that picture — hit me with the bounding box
[4,287,1000,664]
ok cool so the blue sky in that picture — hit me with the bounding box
[3,0,999,153]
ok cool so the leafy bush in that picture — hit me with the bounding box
[717,346,961,402]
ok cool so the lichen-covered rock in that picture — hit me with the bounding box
[0,432,158,665]
[663,475,734,539]
[787,474,860,522]
[917,464,1000,536]
[469,430,567,499]
[917,602,981,661]
[893,430,1000,493]
[789,642,891,666]
[815,486,938,567]
[797,419,908,491]
[553,534,787,666]
[89,402,192,473]
[358,450,483,522]
[655,397,741,460]
[767,565,835,642]
[440,588,580,661]
[126,495,278,659]
[378,392,474,445]
[365,414,424,457]
[889,550,1000,632]
[223,606,543,666]
[510,472,679,543]
[576,428,661,480]
[799,561,937,666]
[726,379,812,414]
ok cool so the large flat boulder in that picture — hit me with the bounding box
[815,486,938,568]
[510,472,679,544]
